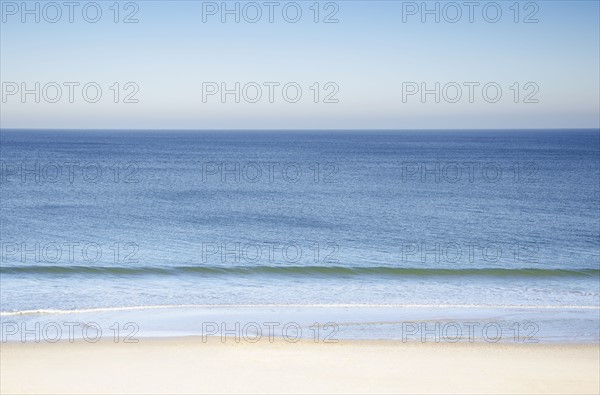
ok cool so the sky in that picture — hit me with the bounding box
[1,0,599,129]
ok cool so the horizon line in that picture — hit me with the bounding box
[1,128,599,133]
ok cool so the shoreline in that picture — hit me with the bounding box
[2,337,599,394]
[2,304,599,345]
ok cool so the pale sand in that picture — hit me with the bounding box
[1,338,598,394]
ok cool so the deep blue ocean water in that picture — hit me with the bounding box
[1,130,599,342]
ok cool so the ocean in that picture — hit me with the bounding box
[1,130,599,343]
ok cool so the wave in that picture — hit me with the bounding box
[1,265,598,278]
[2,303,599,316]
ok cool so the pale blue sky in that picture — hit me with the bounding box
[1,0,599,129]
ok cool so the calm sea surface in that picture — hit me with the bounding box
[1,130,598,342]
